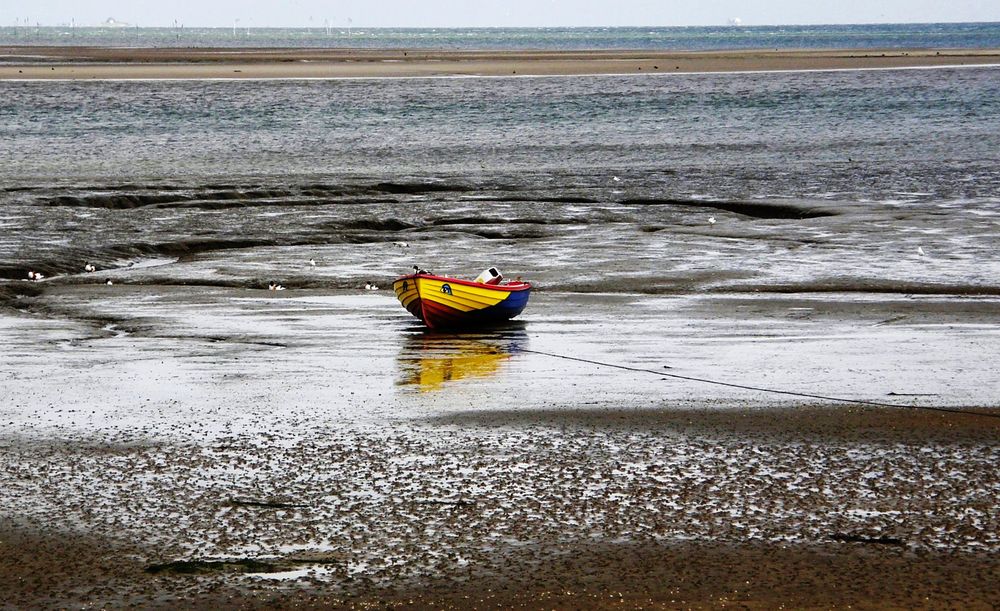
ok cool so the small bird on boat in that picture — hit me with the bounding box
[268,282,286,291]
[708,216,717,225]
[413,265,429,275]
[84,263,96,272]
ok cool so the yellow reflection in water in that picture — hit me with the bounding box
[397,328,526,392]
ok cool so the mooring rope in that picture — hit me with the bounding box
[520,347,1000,420]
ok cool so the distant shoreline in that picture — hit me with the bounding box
[2,46,999,79]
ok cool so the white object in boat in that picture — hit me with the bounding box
[474,267,503,285]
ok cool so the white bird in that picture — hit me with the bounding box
[105,278,113,286]
[917,246,925,256]
[364,282,371,290]
[307,258,316,266]
[392,241,409,248]
[31,271,44,281]
[612,176,621,182]
[27,271,36,280]
[708,216,717,225]
[84,263,96,273]
[268,282,285,291]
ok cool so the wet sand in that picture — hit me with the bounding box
[2,399,998,608]
[3,525,998,608]
[2,46,1000,79]
[2,279,999,608]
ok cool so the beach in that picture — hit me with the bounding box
[2,46,1000,79]
[2,37,1000,607]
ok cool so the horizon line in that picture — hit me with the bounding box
[6,19,1000,29]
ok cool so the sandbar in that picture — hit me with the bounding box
[1,46,999,79]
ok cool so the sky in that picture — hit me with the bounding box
[6,0,1000,28]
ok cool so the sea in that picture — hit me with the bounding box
[1,23,999,309]
[3,21,1000,50]
[1,58,999,293]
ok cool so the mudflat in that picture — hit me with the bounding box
[2,283,999,608]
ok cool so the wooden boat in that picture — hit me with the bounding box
[392,268,531,329]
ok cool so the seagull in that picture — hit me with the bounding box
[28,271,44,281]
[268,282,286,291]
[84,263,96,273]
[612,176,621,182]
[105,278,113,286]
[708,216,717,225]
[917,246,925,256]
[364,282,372,290]
[392,241,409,248]
[307,258,316,266]
[413,265,429,275]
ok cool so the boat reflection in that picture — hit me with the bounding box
[397,324,528,392]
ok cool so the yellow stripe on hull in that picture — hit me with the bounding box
[394,276,509,313]
[394,280,420,308]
